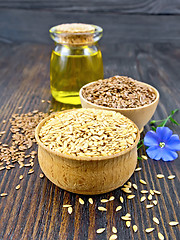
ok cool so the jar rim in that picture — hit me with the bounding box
[49,24,103,45]
[49,24,103,35]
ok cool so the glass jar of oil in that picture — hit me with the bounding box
[49,23,104,105]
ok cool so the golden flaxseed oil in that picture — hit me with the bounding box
[50,45,103,105]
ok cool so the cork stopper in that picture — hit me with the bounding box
[50,23,102,46]
[56,23,95,33]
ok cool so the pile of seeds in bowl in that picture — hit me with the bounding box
[38,108,138,157]
[82,76,156,109]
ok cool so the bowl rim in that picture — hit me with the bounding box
[79,79,160,111]
[35,109,140,162]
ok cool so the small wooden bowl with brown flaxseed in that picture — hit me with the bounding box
[79,76,159,132]
[35,108,140,195]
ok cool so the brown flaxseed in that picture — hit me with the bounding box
[82,76,156,109]
[0,111,48,178]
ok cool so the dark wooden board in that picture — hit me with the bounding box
[1,10,180,44]
[0,41,179,239]
[0,0,180,15]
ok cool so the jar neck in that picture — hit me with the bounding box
[54,43,99,56]
[55,41,98,48]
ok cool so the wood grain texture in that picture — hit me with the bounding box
[0,0,180,14]
[0,41,180,240]
[1,10,180,44]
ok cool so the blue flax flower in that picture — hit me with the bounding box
[144,127,180,161]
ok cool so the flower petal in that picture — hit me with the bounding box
[165,134,180,151]
[146,146,178,161]
[161,148,178,161]
[156,127,172,141]
[144,131,159,147]
[146,146,162,160]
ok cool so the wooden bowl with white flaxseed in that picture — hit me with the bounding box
[79,76,159,132]
[35,108,140,195]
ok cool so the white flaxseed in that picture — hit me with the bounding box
[140,179,147,185]
[158,232,164,240]
[153,217,159,225]
[96,228,105,234]
[68,206,73,214]
[157,174,164,179]
[116,206,122,212]
[98,206,107,212]
[145,228,154,233]
[88,198,93,204]
[169,221,179,226]
[168,175,175,180]
[112,226,117,234]
[79,198,84,205]
[133,225,138,232]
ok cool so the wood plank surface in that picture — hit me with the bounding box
[0,0,180,15]
[1,10,180,44]
[0,41,179,239]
